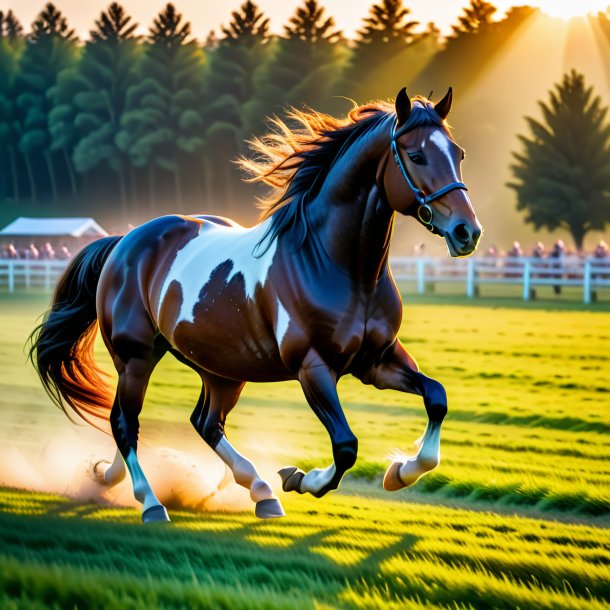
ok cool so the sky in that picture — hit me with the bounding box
[3,0,609,40]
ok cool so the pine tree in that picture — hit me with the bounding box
[249,0,345,124]
[508,71,610,250]
[339,0,419,103]
[222,0,269,46]
[0,17,24,201]
[0,10,24,39]
[116,3,206,209]
[201,2,272,210]
[451,0,497,37]
[49,3,141,211]
[15,3,79,201]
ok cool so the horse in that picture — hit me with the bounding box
[30,87,482,523]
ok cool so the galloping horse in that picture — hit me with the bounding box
[30,88,481,523]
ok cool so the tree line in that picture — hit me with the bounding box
[0,0,608,236]
[0,0,541,222]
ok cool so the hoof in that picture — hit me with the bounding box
[142,504,171,524]
[255,497,285,519]
[278,466,305,493]
[91,459,111,485]
[383,461,406,491]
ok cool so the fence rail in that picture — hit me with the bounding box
[390,256,610,303]
[1,256,609,303]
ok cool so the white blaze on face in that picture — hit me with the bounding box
[157,218,277,324]
[428,129,460,181]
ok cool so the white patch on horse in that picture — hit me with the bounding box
[275,298,290,346]
[157,218,277,323]
[428,130,459,180]
[300,462,336,494]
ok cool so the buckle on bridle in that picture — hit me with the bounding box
[417,203,433,225]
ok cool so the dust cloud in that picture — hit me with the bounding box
[0,426,255,514]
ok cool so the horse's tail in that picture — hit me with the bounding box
[28,236,122,429]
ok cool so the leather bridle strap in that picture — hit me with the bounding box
[391,119,468,230]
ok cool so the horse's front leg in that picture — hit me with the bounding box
[279,356,358,498]
[359,340,447,491]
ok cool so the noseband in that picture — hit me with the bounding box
[390,119,468,233]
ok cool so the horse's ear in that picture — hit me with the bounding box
[435,87,453,120]
[395,87,411,126]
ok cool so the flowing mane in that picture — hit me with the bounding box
[238,97,444,248]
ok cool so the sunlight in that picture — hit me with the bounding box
[533,0,608,20]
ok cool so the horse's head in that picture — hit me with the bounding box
[381,87,482,257]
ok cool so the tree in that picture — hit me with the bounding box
[201,2,271,209]
[221,0,269,46]
[15,3,79,201]
[339,0,419,102]
[49,2,141,210]
[0,14,24,201]
[116,3,206,209]
[0,10,24,39]
[249,0,345,123]
[451,0,497,37]
[508,71,610,250]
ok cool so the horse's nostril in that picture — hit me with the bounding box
[453,223,470,243]
[472,228,482,243]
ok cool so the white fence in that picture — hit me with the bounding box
[390,256,610,304]
[0,260,69,292]
[1,256,609,304]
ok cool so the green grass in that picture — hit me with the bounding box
[0,293,609,609]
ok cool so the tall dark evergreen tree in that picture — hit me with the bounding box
[249,0,345,125]
[451,0,497,37]
[339,0,419,103]
[116,3,206,209]
[15,3,79,201]
[508,71,610,250]
[201,1,271,210]
[0,15,24,201]
[0,10,23,39]
[49,3,141,211]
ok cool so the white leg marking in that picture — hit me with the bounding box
[215,437,274,502]
[157,218,278,323]
[125,449,162,512]
[397,420,441,484]
[102,448,127,486]
[300,463,337,494]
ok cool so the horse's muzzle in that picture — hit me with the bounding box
[445,221,482,257]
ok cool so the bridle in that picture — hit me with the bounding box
[390,118,468,233]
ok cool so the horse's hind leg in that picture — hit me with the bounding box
[109,339,169,523]
[190,373,284,519]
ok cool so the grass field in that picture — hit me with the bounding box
[0,293,608,609]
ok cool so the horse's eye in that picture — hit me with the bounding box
[407,151,427,166]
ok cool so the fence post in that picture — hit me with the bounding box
[44,261,52,292]
[583,258,591,305]
[416,258,425,294]
[466,258,475,298]
[522,260,531,301]
[8,262,14,293]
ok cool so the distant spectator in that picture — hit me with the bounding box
[25,243,40,260]
[594,240,608,259]
[532,241,545,258]
[507,241,523,258]
[42,242,55,260]
[550,239,565,295]
[57,245,72,260]
[486,245,498,257]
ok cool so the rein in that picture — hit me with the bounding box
[390,119,468,233]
